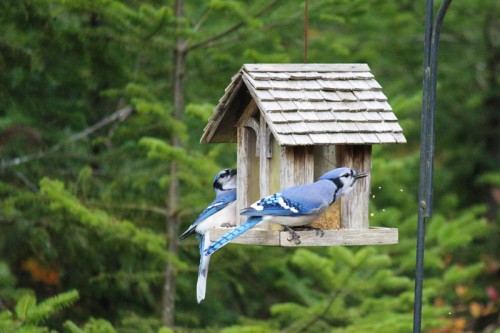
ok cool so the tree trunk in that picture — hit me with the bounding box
[482,11,499,221]
[162,0,186,326]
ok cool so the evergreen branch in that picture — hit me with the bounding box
[186,0,282,52]
[0,107,134,170]
[294,290,349,333]
[192,6,211,32]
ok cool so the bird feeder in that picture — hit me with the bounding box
[201,64,406,247]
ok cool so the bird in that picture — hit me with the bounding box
[179,168,237,303]
[204,167,367,256]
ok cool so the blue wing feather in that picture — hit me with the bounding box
[179,189,236,239]
[241,192,315,217]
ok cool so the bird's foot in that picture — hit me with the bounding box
[293,225,324,237]
[220,223,235,228]
[283,226,301,245]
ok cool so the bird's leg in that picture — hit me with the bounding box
[296,225,325,237]
[283,226,301,245]
[220,223,235,228]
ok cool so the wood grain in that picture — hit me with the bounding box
[208,227,398,246]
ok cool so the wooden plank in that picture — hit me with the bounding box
[275,134,296,145]
[336,91,358,101]
[293,146,306,185]
[336,145,372,230]
[308,133,334,144]
[244,117,260,156]
[291,134,313,145]
[259,115,271,198]
[319,91,341,101]
[294,100,315,110]
[393,133,408,144]
[236,99,258,127]
[304,146,315,184]
[243,74,272,89]
[366,79,383,89]
[337,122,359,132]
[237,126,250,225]
[353,90,376,100]
[280,146,295,190]
[298,111,320,122]
[358,133,380,144]
[254,89,275,101]
[376,133,397,143]
[314,145,336,177]
[269,138,281,194]
[202,78,253,144]
[348,80,371,90]
[272,123,293,134]
[277,101,298,111]
[270,89,292,100]
[280,112,303,122]
[266,112,288,123]
[378,111,399,121]
[362,111,383,121]
[208,227,398,246]
[310,101,332,111]
[340,133,365,144]
[243,64,371,72]
[279,227,398,247]
[346,102,368,112]
[209,228,280,246]
[371,90,388,101]
[260,101,282,112]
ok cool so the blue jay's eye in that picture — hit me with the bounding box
[343,174,349,178]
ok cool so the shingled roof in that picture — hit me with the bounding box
[201,64,406,145]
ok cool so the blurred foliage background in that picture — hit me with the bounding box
[0,0,498,332]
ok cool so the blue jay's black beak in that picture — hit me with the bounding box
[354,171,368,179]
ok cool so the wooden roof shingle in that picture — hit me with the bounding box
[201,64,406,145]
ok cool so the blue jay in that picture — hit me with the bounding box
[179,168,237,303]
[205,167,367,256]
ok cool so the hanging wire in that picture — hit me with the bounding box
[304,0,309,63]
[414,1,453,332]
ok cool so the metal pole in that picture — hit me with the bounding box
[413,1,452,332]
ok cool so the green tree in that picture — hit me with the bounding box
[0,0,498,332]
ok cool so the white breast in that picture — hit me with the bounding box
[195,201,236,234]
[263,214,318,227]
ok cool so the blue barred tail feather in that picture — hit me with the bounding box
[204,217,263,256]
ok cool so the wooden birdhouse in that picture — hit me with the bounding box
[201,64,406,247]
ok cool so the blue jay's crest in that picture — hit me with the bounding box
[213,168,237,193]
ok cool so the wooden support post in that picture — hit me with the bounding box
[259,115,270,198]
[280,146,295,190]
[336,145,372,229]
[237,126,250,226]
[304,146,315,184]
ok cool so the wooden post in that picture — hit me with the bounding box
[304,146,315,184]
[237,126,250,225]
[280,146,295,190]
[259,115,270,197]
[314,145,336,178]
[336,145,372,230]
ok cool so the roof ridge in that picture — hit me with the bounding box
[243,63,370,72]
